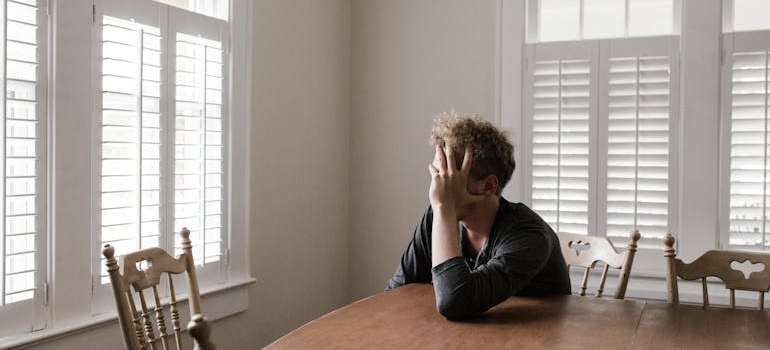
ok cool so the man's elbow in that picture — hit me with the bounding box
[435,293,475,321]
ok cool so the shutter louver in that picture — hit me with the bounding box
[531,59,591,234]
[174,33,223,266]
[728,51,769,248]
[606,55,670,239]
[99,16,162,282]
[3,0,42,305]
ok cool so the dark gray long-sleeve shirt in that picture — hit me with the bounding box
[386,197,571,320]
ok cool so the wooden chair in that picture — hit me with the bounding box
[557,230,641,299]
[663,233,770,309]
[102,228,216,350]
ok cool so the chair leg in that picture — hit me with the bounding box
[730,289,735,309]
[580,268,590,296]
[596,264,609,298]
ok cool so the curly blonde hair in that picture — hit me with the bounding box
[430,111,515,195]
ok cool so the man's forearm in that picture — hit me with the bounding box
[431,204,461,267]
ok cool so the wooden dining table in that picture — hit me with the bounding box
[264,283,770,349]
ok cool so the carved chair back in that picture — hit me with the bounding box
[102,228,216,350]
[557,230,641,299]
[663,233,770,309]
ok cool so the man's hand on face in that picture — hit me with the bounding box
[428,144,485,210]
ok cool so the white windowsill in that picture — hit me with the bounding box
[0,277,256,350]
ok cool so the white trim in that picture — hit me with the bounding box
[718,32,733,250]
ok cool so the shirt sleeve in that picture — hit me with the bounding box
[431,229,552,320]
[386,207,434,290]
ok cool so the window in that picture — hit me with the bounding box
[94,0,228,301]
[523,0,679,249]
[0,0,47,337]
[153,0,229,21]
[722,0,770,249]
[727,0,770,33]
[510,0,764,301]
[533,0,676,42]
[0,0,251,344]
[525,38,678,247]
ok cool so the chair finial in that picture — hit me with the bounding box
[629,229,641,243]
[663,233,675,250]
[181,227,191,240]
[102,244,115,260]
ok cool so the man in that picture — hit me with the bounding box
[386,111,571,320]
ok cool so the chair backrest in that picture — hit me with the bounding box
[663,233,770,309]
[557,230,641,299]
[102,228,216,350]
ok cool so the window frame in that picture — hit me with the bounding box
[506,0,682,284]
[90,0,231,312]
[507,0,760,304]
[0,0,253,345]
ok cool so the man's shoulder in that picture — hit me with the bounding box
[498,198,544,223]
[495,198,556,241]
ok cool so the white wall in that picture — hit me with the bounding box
[349,0,499,299]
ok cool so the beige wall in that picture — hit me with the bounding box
[243,0,499,345]
[349,0,499,299]
[242,0,499,345]
[245,0,352,347]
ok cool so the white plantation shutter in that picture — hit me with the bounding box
[525,38,677,243]
[0,0,47,335]
[725,32,770,249]
[98,14,163,283]
[173,30,225,266]
[603,42,675,241]
[95,1,228,298]
[530,59,592,234]
[527,43,596,235]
